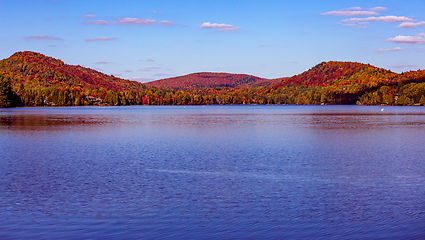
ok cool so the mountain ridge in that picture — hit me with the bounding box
[146,72,282,89]
[1,51,425,107]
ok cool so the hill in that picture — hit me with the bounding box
[0,51,147,92]
[275,61,397,89]
[1,51,425,107]
[0,51,155,106]
[258,61,425,105]
[146,72,281,89]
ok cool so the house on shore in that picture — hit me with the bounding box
[86,96,103,104]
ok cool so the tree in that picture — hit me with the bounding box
[419,95,425,106]
[0,74,15,107]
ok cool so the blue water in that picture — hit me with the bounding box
[1,105,424,239]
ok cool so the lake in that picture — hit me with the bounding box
[0,105,424,239]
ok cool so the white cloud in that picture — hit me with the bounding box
[346,7,362,10]
[132,77,154,82]
[342,16,414,23]
[377,47,405,52]
[397,21,425,29]
[322,10,379,17]
[115,17,156,25]
[84,17,157,26]
[199,22,240,31]
[140,67,161,72]
[321,6,388,16]
[342,23,358,27]
[84,15,96,18]
[387,33,425,44]
[85,37,116,42]
[159,20,174,26]
[25,35,63,40]
[369,7,387,12]
[84,20,109,25]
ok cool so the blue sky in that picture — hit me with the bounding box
[1,0,424,82]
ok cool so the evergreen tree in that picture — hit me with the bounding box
[0,74,15,107]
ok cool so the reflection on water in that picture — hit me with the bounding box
[1,105,425,239]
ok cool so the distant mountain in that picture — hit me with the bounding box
[146,72,282,89]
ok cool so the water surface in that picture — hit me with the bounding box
[1,105,424,239]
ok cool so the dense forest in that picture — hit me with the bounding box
[146,72,281,89]
[1,51,425,107]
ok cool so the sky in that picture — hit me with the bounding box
[1,0,424,83]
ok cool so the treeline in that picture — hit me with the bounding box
[1,51,425,107]
[3,71,425,107]
[147,72,281,90]
[358,81,425,106]
[0,74,18,107]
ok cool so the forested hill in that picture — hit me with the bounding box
[276,61,397,88]
[0,51,158,106]
[146,72,282,89]
[1,51,425,107]
[0,51,147,92]
[257,61,425,105]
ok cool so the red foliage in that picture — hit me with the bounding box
[146,72,280,89]
[0,51,148,92]
[274,61,397,88]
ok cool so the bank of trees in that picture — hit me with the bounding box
[0,74,17,107]
[1,51,425,107]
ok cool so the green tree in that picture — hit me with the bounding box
[0,74,15,107]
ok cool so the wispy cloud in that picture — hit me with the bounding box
[85,37,116,42]
[140,67,161,72]
[397,21,425,29]
[146,59,155,62]
[341,23,367,28]
[391,64,416,68]
[115,18,157,25]
[346,7,362,10]
[85,17,157,26]
[199,22,240,32]
[387,33,425,44]
[159,20,174,26]
[369,7,387,12]
[125,70,133,72]
[96,61,113,64]
[342,16,414,23]
[323,7,418,29]
[84,20,109,25]
[322,10,379,17]
[152,11,162,14]
[25,35,63,40]
[132,77,154,82]
[84,15,96,18]
[377,47,405,52]
[155,73,172,77]
[321,6,387,17]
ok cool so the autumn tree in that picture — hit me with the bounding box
[0,74,16,107]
